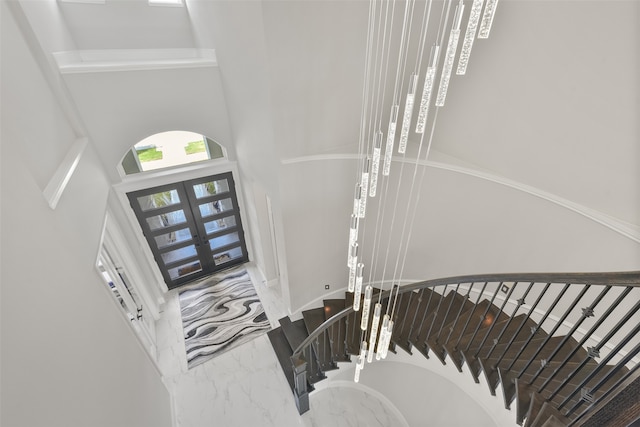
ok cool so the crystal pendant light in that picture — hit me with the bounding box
[369,131,383,197]
[367,303,382,363]
[436,1,465,107]
[354,341,367,382]
[358,158,370,219]
[348,214,358,248]
[457,0,484,75]
[348,243,358,292]
[383,105,399,176]
[415,45,439,133]
[478,0,499,39]
[353,263,364,311]
[353,184,362,218]
[360,285,373,330]
[398,74,418,154]
[381,319,394,359]
[376,314,390,360]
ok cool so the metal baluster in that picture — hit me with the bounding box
[406,289,426,342]
[547,300,640,400]
[436,282,462,341]
[526,285,610,385]
[538,287,633,392]
[446,283,475,344]
[484,281,534,359]
[473,281,513,358]
[557,322,640,411]
[398,292,413,344]
[567,362,640,426]
[413,287,437,356]
[506,283,571,371]
[453,281,487,349]
[464,281,502,352]
[515,284,591,378]
[425,284,449,345]
[564,340,640,418]
[494,282,551,367]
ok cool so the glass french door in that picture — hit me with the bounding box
[127,172,249,289]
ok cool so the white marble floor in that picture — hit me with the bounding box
[155,264,405,427]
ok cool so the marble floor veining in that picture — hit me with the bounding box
[155,263,405,427]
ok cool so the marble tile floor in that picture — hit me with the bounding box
[155,263,405,427]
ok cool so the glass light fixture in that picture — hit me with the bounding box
[353,184,362,218]
[358,158,370,219]
[383,105,399,176]
[478,0,499,39]
[360,285,373,330]
[348,214,359,248]
[367,303,382,363]
[381,319,394,359]
[415,45,440,134]
[457,0,484,75]
[354,341,367,382]
[369,132,383,197]
[398,74,418,154]
[348,243,358,292]
[376,314,390,360]
[353,263,364,311]
[436,1,465,107]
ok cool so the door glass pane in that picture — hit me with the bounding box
[204,215,237,235]
[161,245,197,264]
[192,178,230,199]
[168,261,202,280]
[146,209,187,230]
[137,189,181,211]
[209,232,240,251]
[212,246,243,266]
[199,197,233,218]
[154,227,192,249]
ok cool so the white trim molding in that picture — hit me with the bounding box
[281,153,640,244]
[53,48,217,74]
[43,137,87,209]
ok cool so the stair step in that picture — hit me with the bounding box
[323,299,350,362]
[408,287,447,358]
[474,335,586,394]
[267,327,295,391]
[279,317,326,385]
[390,291,421,354]
[302,308,339,372]
[527,401,569,427]
[512,359,630,423]
[425,291,476,365]
[442,299,501,371]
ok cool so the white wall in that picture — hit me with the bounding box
[0,4,172,426]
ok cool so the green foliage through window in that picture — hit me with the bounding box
[185,140,206,155]
[136,147,163,162]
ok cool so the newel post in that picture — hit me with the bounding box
[291,355,309,414]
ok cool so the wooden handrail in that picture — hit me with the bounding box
[291,271,640,358]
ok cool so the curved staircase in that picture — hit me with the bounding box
[268,272,640,426]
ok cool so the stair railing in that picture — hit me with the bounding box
[290,271,640,425]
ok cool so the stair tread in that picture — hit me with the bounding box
[425,292,476,364]
[267,328,295,391]
[391,291,422,354]
[442,299,503,370]
[279,317,310,351]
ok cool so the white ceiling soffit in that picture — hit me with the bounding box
[53,48,217,73]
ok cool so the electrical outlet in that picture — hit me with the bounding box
[325,285,330,290]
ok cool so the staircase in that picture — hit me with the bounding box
[268,271,640,426]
